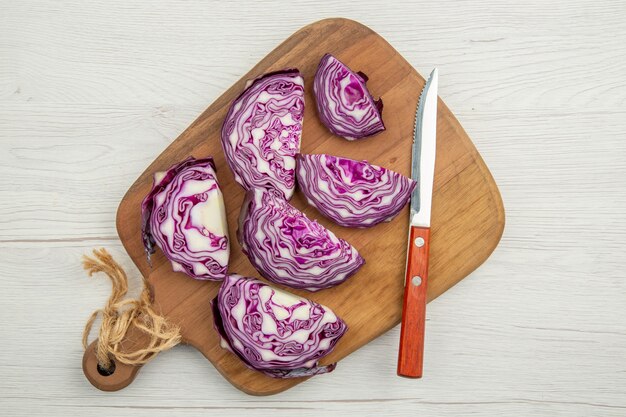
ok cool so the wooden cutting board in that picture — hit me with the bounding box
[82,18,504,395]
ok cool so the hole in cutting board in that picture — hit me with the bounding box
[97,360,116,377]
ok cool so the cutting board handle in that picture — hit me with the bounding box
[82,340,143,391]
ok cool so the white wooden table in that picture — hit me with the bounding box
[2,1,625,415]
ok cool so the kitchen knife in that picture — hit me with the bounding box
[397,68,438,378]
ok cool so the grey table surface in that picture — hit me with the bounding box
[1,0,625,416]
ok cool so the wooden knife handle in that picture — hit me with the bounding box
[397,226,430,378]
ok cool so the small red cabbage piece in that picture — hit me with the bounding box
[313,53,385,140]
[296,154,416,228]
[141,157,229,280]
[212,274,348,378]
[221,69,305,200]
[238,189,364,291]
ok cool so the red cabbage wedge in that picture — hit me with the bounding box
[221,69,304,200]
[313,53,385,140]
[238,189,364,291]
[212,274,348,378]
[296,154,416,228]
[141,157,229,280]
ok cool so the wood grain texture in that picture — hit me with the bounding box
[398,226,431,378]
[82,18,504,395]
[2,0,626,415]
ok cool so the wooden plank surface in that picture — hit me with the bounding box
[82,18,503,395]
[2,0,626,414]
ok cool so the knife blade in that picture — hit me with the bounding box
[397,68,438,378]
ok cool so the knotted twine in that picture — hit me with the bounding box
[82,248,181,372]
